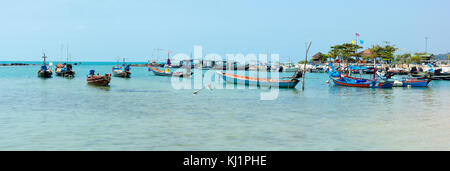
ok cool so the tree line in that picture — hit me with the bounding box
[299,42,437,64]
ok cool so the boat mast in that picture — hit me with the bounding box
[154,48,163,62]
[42,52,47,65]
[60,44,64,62]
[66,44,69,63]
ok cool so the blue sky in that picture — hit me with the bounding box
[0,0,449,62]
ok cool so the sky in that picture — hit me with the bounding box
[0,0,449,62]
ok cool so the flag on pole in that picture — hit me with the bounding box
[360,40,364,44]
[356,33,360,37]
[352,40,356,45]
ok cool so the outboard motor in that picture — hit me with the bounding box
[89,70,95,76]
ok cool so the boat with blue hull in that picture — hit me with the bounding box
[217,71,301,88]
[329,63,393,88]
[331,76,394,88]
[395,77,432,87]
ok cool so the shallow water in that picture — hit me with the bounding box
[0,62,449,150]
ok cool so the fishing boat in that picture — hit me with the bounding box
[329,63,393,88]
[394,77,432,87]
[55,63,75,77]
[331,76,394,88]
[87,70,111,86]
[55,45,76,77]
[112,65,131,78]
[112,58,131,78]
[217,71,301,88]
[377,71,432,87]
[148,66,193,77]
[37,53,53,78]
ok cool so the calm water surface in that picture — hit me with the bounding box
[0,62,449,150]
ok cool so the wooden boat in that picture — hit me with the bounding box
[38,66,53,78]
[149,62,165,67]
[87,70,111,86]
[217,71,300,88]
[330,76,394,88]
[55,63,75,77]
[112,65,131,78]
[148,66,193,77]
[329,63,393,88]
[394,77,432,87]
[37,53,52,78]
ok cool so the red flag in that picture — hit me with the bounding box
[356,33,360,37]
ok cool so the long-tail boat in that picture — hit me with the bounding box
[148,66,193,77]
[377,71,432,87]
[55,63,75,77]
[112,64,131,78]
[329,63,393,88]
[398,77,432,87]
[37,53,53,78]
[87,70,111,86]
[217,71,301,88]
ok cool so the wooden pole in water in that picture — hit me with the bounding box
[302,40,312,91]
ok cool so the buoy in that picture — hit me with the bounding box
[326,80,330,84]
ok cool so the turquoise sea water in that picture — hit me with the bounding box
[1,62,450,150]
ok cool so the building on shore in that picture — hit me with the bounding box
[311,52,324,65]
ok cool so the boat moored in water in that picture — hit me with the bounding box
[148,66,193,77]
[112,65,131,78]
[398,77,432,87]
[55,63,75,77]
[37,53,53,78]
[87,70,111,86]
[217,71,301,88]
[329,63,393,88]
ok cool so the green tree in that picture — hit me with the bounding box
[369,44,397,63]
[410,53,424,63]
[396,53,411,64]
[298,60,308,64]
[329,43,362,62]
[320,53,330,63]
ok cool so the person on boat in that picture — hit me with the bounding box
[167,58,171,67]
